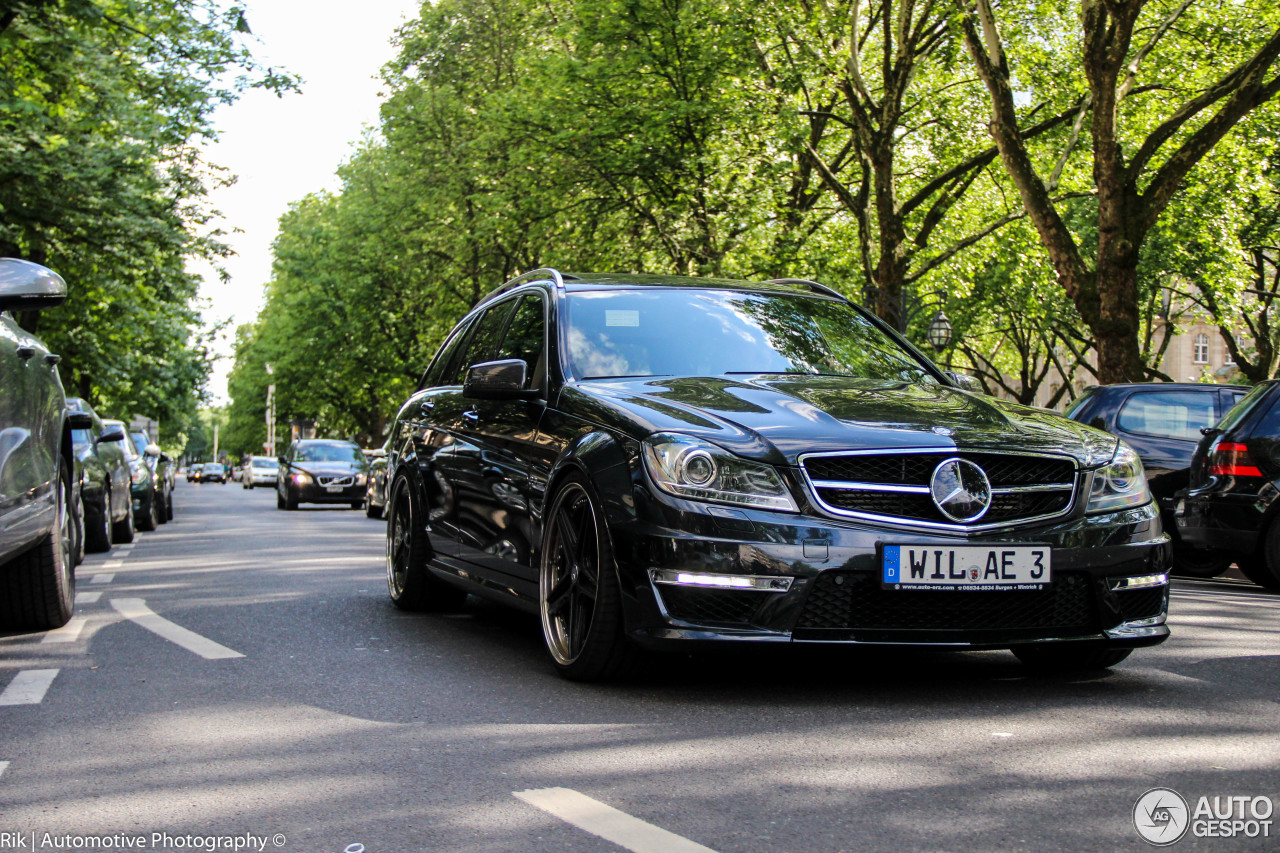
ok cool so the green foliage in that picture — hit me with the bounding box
[0,0,295,447]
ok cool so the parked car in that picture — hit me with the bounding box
[363,447,388,519]
[0,258,94,630]
[200,462,227,484]
[241,456,279,488]
[1064,382,1247,577]
[66,398,134,553]
[130,430,173,524]
[1175,380,1280,590]
[104,419,162,532]
[383,269,1170,681]
[276,439,369,510]
[186,463,202,483]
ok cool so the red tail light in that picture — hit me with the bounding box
[1208,442,1262,477]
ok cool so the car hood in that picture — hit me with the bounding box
[291,461,365,477]
[564,376,1116,467]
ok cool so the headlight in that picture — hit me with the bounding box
[293,472,312,485]
[642,433,798,512]
[130,463,148,485]
[1085,442,1150,513]
[356,473,367,486]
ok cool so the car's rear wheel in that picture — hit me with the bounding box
[539,474,635,681]
[85,490,113,553]
[1170,543,1232,578]
[0,456,75,630]
[1012,645,1133,672]
[386,476,465,611]
[156,488,169,525]
[1237,520,1280,591]
[136,492,158,531]
[365,496,383,519]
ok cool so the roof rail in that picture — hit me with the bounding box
[476,268,567,307]
[767,278,848,302]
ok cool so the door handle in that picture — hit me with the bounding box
[462,409,479,422]
[419,399,435,414]
[15,346,35,361]
[44,353,60,366]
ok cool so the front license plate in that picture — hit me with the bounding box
[882,544,1050,590]
[324,486,342,493]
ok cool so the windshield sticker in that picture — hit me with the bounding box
[605,310,640,327]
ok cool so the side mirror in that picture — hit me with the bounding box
[278,456,288,465]
[0,258,67,312]
[463,359,538,401]
[97,425,126,444]
[144,443,161,457]
[945,371,985,395]
[66,412,94,431]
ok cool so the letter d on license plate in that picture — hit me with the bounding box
[882,544,1050,590]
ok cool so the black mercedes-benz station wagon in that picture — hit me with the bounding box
[384,270,1171,680]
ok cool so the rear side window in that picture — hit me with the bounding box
[1217,382,1274,434]
[1116,390,1218,440]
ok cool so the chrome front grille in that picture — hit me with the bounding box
[800,449,1077,530]
[317,475,354,487]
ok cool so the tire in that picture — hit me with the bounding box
[157,488,169,525]
[0,456,75,631]
[136,492,158,532]
[71,485,85,567]
[1169,543,1232,578]
[112,490,136,543]
[1012,645,1133,672]
[386,476,466,611]
[85,490,113,553]
[365,497,383,519]
[284,487,298,511]
[165,491,174,521]
[351,500,363,510]
[538,473,636,681]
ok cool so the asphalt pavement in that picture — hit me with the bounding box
[1,482,1278,853]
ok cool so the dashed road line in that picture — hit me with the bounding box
[0,761,9,778]
[514,788,719,853]
[41,617,87,644]
[102,559,124,570]
[75,591,103,605]
[90,573,115,584]
[111,599,243,660]
[0,670,59,706]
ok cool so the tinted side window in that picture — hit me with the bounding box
[422,317,475,389]
[1116,390,1218,440]
[495,293,545,390]
[449,301,515,386]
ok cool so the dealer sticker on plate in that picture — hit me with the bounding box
[882,544,1050,591]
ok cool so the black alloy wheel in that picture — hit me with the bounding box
[386,477,465,611]
[1170,544,1231,578]
[1238,522,1280,591]
[538,474,634,681]
[1011,644,1133,671]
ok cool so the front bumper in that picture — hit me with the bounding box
[289,482,365,503]
[612,498,1171,651]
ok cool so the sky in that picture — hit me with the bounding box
[195,0,423,404]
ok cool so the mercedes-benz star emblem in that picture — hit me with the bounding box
[929,458,992,523]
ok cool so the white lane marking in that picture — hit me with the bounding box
[514,788,719,853]
[0,670,59,705]
[111,599,243,660]
[41,617,87,644]
[75,591,103,605]
[90,573,115,584]
[102,560,124,570]
[113,549,132,558]
[0,761,9,778]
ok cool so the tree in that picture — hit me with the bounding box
[956,0,1280,382]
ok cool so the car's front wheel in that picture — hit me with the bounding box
[1012,644,1133,672]
[112,491,135,543]
[386,476,465,611]
[1169,543,1232,578]
[0,456,75,630]
[538,474,635,681]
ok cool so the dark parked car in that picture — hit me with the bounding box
[363,447,388,519]
[276,439,369,510]
[130,431,173,524]
[1175,379,1280,590]
[199,462,227,484]
[66,398,134,553]
[186,463,202,483]
[103,419,161,532]
[1065,382,1247,577]
[383,269,1171,681]
[0,258,94,630]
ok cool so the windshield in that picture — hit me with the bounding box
[564,289,936,383]
[296,443,362,463]
[131,433,150,455]
[251,458,278,468]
